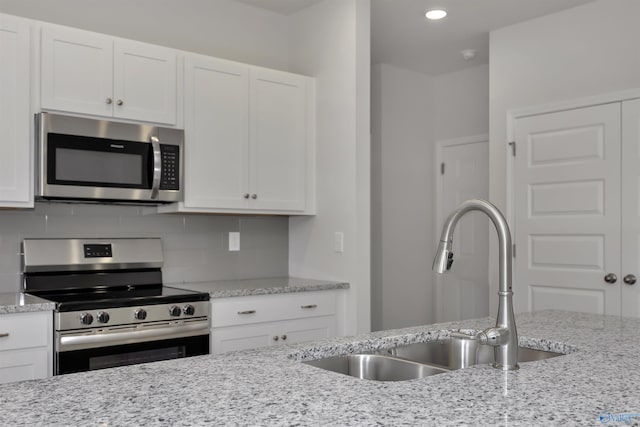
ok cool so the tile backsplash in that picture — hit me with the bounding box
[0,202,289,292]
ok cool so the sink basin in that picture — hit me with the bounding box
[303,354,449,381]
[385,339,564,370]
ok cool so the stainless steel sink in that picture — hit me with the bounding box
[385,339,563,370]
[303,354,449,381]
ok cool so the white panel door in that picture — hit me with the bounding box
[113,40,177,124]
[183,55,249,209]
[513,103,621,315]
[41,25,113,116]
[435,139,489,322]
[249,68,306,211]
[622,99,640,317]
[0,14,32,207]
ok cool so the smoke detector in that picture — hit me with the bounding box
[461,49,477,61]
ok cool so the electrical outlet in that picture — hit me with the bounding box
[229,232,240,252]
[334,232,344,253]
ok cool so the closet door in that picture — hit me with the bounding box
[513,103,621,315]
[622,99,640,317]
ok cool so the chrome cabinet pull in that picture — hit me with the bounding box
[272,335,279,341]
[0,333,9,338]
[237,310,256,315]
[244,194,250,199]
[281,335,287,341]
[105,97,113,105]
[301,304,317,309]
[251,194,258,200]
[116,99,124,106]
[604,273,617,284]
[624,274,637,285]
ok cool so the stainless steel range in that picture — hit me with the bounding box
[21,238,209,375]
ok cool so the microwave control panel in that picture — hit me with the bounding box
[160,145,180,190]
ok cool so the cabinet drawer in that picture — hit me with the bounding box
[0,312,51,351]
[211,291,337,328]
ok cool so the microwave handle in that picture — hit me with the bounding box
[150,136,162,199]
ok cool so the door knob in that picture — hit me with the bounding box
[604,273,617,284]
[624,274,637,285]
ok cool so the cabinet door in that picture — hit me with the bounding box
[183,56,249,209]
[622,99,640,317]
[41,25,113,116]
[0,348,50,384]
[0,14,32,207]
[113,40,177,124]
[210,323,275,355]
[513,103,622,315]
[280,316,336,345]
[249,69,307,211]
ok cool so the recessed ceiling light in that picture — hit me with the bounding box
[425,9,447,20]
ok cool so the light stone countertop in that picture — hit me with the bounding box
[0,293,55,314]
[1,310,638,426]
[171,277,349,298]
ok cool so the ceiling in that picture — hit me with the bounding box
[235,0,597,76]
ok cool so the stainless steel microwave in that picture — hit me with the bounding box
[36,113,183,204]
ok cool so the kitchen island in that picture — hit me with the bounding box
[1,310,638,426]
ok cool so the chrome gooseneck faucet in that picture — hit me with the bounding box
[433,199,519,371]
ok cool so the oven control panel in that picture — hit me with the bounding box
[55,301,210,331]
[83,244,113,258]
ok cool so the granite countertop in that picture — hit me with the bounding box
[1,310,639,426]
[171,277,349,298]
[0,293,56,314]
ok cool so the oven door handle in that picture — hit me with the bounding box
[150,136,162,200]
[58,321,209,352]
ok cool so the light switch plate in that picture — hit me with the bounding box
[229,232,240,252]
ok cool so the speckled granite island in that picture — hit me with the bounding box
[1,310,639,426]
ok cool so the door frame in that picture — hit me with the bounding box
[434,133,489,322]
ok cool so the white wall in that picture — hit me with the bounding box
[0,0,290,70]
[370,63,489,330]
[288,0,371,334]
[370,63,434,330]
[434,64,489,142]
[489,0,640,311]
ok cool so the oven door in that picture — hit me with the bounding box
[55,319,209,375]
[56,335,209,375]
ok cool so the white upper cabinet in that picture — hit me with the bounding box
[41,24,178,125]
[249,69,307,211]
[183,55,250,209]
[113,40,178,124]
[0,14,33,207]
[177,54,315,215]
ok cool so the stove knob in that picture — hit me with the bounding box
[96,311,110,324]
[80,312,94,325]
[183,304,195,316]
[169,305,181,317]
[134,308,147,320]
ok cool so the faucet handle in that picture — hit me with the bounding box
[449,331,479,340]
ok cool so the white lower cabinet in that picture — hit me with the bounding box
[210,291,344,355]
[0,311,53,384]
